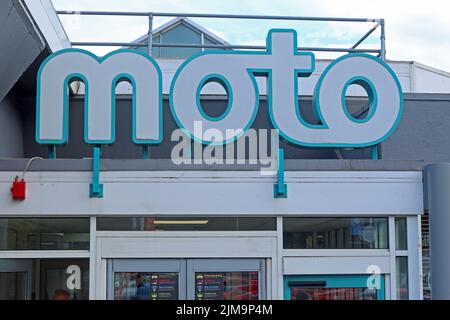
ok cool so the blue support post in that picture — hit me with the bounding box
[274,148,287,198]
[142,145,150,159]
[48,146,56,159]
[371,144,379,160]
[89,146,103,198]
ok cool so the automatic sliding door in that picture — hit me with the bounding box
[108,259,186,300]
[108,259,266,300]
[187,259,265,300]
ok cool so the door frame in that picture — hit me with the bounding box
[0,259,32,300]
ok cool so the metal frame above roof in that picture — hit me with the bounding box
[56,11,385,56]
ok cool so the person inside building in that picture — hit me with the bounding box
[52,289,71,300]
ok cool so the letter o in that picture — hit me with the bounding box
[312,54,403,145]
[170,54,259,145]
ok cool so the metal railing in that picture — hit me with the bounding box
[56,11,386,60]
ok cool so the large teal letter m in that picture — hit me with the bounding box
[36,49,163,145]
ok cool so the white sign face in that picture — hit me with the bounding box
[36,50,163,145]
[36,29,403,148]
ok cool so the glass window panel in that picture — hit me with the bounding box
[195,272,258,300]
[114,272,178,300]
[151,34,161,57]
[204,36,227,51]
[97,217,276,231]
[395,217,408,250]
[283,218,388,249]
[0,219,89,250]
[135,34,161,57]
[0,272,27,300]
[39,259,89,300]
[0,258,89,300]
[396,257,409,300]
[160,24,202,58]
[204,37,217,45]
[290,288,377,300]
[290,287,378,300]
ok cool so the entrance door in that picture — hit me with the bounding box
[0,259,32,300]
[284,275,385,300]
[108,259,265,300]
[187,259,264,300]
[109,259,186,300]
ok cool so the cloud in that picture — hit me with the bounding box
[52,0,450,71]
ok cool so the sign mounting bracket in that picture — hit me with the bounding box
[274,148,287,198]
[89,146,103,198]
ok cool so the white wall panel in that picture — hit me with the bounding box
[283,256,391,274]
[98,233,277,258]
[0,170,423,216]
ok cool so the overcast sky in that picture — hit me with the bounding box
[52,0,450,72]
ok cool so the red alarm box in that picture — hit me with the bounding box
[11,176,26,200]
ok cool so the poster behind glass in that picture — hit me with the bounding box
[114,272,178,300]
[290,287,378,300]
[195,271,258,300]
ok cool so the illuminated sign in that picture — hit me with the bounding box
[36,29,403,148]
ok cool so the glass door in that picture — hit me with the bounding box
[284,275,385,300]
[108,259,265,300]
[0,259,32,300]
[108,259,186,300]
[187,259,265,300]
[39,259,89,300]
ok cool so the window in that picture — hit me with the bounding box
[291,287,377,300]
[97,217,276,231]
[0,218,90,250]
[0,272,27,300]
[395,217,408,250]
[285,275,385,300]
[396,257,409,300]
[39,259,89,300]
[0,258,89,300]
[135,22,227,59]
[283,218,388,249]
